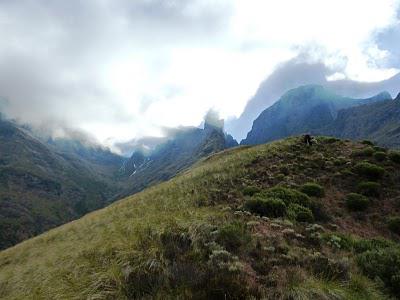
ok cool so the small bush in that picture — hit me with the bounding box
[323,137,340,143]
[300,182,325,198]
[361,140,374,146]
[244,197,287,218]
[373,151,387,162]
[217,222,251,253]
[352,147,375,157]
[353,238,396,253]
[323,233,354,250]
[357,247,400,295]
[345,193,369,211]
[333,157,347,166]
[373,146,387,152]
[287,204,314,223]
[242,186,261,196]
[357,181,381,197]
[354,162,385,180]
[388,216,400,235]
[261,187,312,208]
[389,151,400,164]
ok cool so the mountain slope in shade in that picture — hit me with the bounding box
[0,119,124,249]
[323,93,400,148]
[118,121,238,197]
[241,85,391,145]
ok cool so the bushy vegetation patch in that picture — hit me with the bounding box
[373,146,387,153]
[357,247,400,295]
[354,162,385,180]
[300,182,325,198]
[345,193,369,211]
[287,204,314,223]
[388,216,400,235]
[389,151,400,164]
[216,222,251,253]
[353,238,397,254]
[323,233,354,251]
[373,151,387,162]
[260,186,312,208]
[244,197,287,218]
[242,186,261,196]
[306,253,349,281]
[357,181,381,197]
[361,140,374,146]
[352,147,375,157]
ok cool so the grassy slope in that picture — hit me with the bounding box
[1,137,400,299]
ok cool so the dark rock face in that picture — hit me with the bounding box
[241,85,392,145]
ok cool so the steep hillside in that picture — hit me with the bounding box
[0,119,124,249]
[324,93,400,148]
[118,122,238,197]
[242,85,391,145]
[1,137,400,299]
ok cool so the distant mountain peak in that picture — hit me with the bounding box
[204,109,224,133]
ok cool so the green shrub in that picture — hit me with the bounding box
[217,222,251,253]
[242,186,261,196]
[261,186,312,208]
[388,216,400,235]
[357,247,400,295]
[287,204,314,223]
[389,151,400,164]
[353,238,396,253]
[333,157,347,166]
[300,182,325,198]
[345,193,369,211]
[322,136,340,143]
[354,162,385,180]
[244,197,287,218]
[323,233,354,250]
[352,147,375,157]
[357,181,381,197]
[361,140,374,146]
[373,151,387,162]
[373,146,387,152]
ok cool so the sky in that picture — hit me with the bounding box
[0,0,399,151]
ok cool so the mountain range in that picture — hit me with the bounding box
[226,61,400,140]
[241,85,396,146]
[0,115,236,249]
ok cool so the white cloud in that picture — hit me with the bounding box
[0,0,399,145]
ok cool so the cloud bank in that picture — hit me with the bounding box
[0,0,399,147]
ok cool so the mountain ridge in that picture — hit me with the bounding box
[241,85,393,145]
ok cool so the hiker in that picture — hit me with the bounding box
[303,133,313,146]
